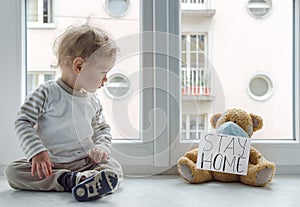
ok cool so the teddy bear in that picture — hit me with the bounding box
[177,108,276,187]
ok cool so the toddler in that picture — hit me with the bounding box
[5,24,123,202]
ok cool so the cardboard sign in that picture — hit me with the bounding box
[196,132,251,175]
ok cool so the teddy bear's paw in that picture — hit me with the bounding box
[256,167,274,186]
[178,162,194,183]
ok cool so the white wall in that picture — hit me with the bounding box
[0,0,24,169]
[213,0,293,139]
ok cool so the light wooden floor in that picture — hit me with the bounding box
[0,175,299,207]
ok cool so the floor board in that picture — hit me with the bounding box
[0,175,299,207]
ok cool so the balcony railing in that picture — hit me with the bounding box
[181,0,210,10]
[181,67,213,99]
[181,0,215,16]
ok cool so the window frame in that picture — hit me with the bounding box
[111,0,181,174]
[16,0,300,175]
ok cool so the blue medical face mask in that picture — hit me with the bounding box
[216,122,249,138]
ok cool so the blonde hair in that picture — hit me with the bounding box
[53,24,119,69]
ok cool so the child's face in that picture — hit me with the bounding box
[76,55,115,92]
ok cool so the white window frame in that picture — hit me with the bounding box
[172,0,300,174]
[26,0,55,28]
[111,0,182,174]
[10,0,300,175]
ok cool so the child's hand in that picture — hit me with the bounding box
[31,151,54,179]
[88,147,108,164]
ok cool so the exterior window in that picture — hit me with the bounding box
[181,33,211,96]
[105,73,130,99]
[247,0,272,18]
[27,74,38,94]
[248,73,274,101]
[44,73,54,82]
[27,0,53,24]
[104,0,130,18]
[26,71,58,94]
[182,113,207,140]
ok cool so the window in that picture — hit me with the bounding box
[181,0,295,140]
[27,0,54,27]
[182,113,207,140]
[15,0,300,174]
[104,73,131,99]
[248,73,274,101]
[26,70,58,94]
[181,33,212,97]
[104,0,130,18]
[247,0,273,18]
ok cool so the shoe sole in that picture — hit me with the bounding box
[72,170,118,202]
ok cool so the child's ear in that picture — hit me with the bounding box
[210,113,222,128]
[72,57,85,74]
[250,113,263,132]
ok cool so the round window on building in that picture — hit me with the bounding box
[105,73,130,99]
[105,0,130,18]
[248,74,274,101]
[247,0,272,18]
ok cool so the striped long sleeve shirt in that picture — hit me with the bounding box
[14,78,112,163]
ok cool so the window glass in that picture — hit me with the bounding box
[105,74,130,99]
[247,0,272,18]
[27,74,38,94]
[27,0,53,24]
[181,35,186,51]
[26,0,141,140]
[181,0,294,140]
[44,73,54,82]
[43,0,53,23]
[27,0,38,22]
[105,0,130,17]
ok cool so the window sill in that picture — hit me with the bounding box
[179,137,300,146]
[27,23,56,29]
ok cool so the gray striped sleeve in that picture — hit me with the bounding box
[14,84,48,161]
[91,104,112,155]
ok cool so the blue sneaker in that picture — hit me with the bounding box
[72,170,119,202]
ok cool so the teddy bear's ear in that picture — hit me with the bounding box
[210,113,222,128]
[250,113,263,132]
